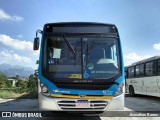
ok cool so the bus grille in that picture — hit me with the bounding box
[57,100,108,110]
[54,83,111,90]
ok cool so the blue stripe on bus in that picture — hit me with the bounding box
[39,73,124,96]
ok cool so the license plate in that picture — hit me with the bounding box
[76,100,90,108]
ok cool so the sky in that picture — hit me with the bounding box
[0,0,160,69]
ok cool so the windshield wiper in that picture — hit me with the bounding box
[61,33,76,55]
[86,44,88,67]
[85,34,102,67]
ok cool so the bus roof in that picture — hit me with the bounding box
[43,22,118,34]
[44,22,116,27]
[125,56,160,68]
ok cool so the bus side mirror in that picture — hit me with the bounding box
[33,37,39,50]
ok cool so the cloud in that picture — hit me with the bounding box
[0,9,24,22]
[124,52,151,66]
[0,9,10,20]
[0,50,32,64]
[17,34,23,39]
[153,42,160,51]
[11,16,24,22]
[0,34,39,55]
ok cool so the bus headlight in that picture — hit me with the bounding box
[40,83,50,96]
[114,82,124,97]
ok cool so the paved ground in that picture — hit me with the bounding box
[0,94,160,120]
[125,94,160,111]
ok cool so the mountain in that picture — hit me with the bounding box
[0,63,35,77]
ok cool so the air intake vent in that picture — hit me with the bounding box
[54,83,111,90]
[57,100,108,110]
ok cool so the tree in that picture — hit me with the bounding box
[15,79,25,87]
[0,73,10,88]
[28,74,38,91]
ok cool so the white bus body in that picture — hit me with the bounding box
[125,56,160,97]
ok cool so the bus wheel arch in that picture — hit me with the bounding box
[129,85,135,96]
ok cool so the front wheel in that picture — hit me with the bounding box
[129,86,135,96]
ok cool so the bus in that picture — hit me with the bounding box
[125,56,160,97]
[33,22,125,111]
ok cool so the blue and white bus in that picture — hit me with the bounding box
[33,22,125,111]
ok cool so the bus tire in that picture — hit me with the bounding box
[129,86,135,96]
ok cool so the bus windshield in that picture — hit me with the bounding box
[43,34,120,80]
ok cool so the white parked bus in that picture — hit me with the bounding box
[125,56,160,97]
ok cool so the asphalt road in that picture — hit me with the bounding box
[0,94,160,120]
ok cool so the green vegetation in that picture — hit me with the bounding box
[0,72,38,99]
[0,90,20,99]
[0,73,11,88]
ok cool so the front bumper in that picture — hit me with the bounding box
[38,93,124,111]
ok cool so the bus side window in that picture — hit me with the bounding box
[128,67,134,78]
[145,61,156,76]
[152,61,156,75]
[135,65,140,77]
[145,62,150,76]
[158,59,160,75]
[139,64,144,77]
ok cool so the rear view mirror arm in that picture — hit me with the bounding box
[36,29,43,37]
